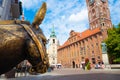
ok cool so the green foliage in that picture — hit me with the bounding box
[105,23,120,63]
[114,58,120,62]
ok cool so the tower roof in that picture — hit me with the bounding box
[50,25,56,37]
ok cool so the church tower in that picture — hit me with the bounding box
[86,0,112,30]
[47,26,58,66]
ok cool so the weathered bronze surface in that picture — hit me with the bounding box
[0,2,49,75]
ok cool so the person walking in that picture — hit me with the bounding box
[85,58,91,70]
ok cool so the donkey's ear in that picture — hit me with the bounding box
[32,2,47,29]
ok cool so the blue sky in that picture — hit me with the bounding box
[20,0,120,45]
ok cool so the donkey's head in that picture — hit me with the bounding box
[26,2,49,74]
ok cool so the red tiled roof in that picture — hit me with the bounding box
[58,27,101,49]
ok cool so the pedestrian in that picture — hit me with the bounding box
[85,58,91,70]
[101,62,105,69]
[82,63,85,70]
[72,61,75,68]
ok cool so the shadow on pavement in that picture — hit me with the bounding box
[1,73,119,80]
[48,73,120,80]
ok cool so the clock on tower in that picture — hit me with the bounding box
[89,0,94,6]
[101,0,106,3]
[86,0,112,30]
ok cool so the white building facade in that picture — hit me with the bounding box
[0,0,22,20]
[47,27,58,66]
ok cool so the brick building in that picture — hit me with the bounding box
[57,0,112,68]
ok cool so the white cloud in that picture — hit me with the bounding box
[20,0,120,45]
[109,0,120,25]
[20,0,44,10]
[69,9,88,22]
[37,0,89,45]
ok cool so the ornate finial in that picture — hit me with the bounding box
[52,24,55,33]
[32,2,47,29]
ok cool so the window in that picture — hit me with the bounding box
[98,56,100,59]
[81,57,84,61]
[101,23,105,27]
[92,58,96,64]
[53,50,55,53]
[102,23,105,26]
[0,0,3,6]
[53,39,55,43]
[96,43,98,46]
[91,44,94,48]
[74,37,76,41]
[80,47,83,54]
[53,47,55,49]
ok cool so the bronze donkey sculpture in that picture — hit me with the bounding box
[0,2,49,75]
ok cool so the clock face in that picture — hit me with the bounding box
[89,0,94,6]
[101,0,106,2]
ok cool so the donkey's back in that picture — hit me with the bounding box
[0,20,30,74]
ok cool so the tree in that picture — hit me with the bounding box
[105,23,120,64]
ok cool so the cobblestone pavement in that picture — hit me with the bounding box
[0,68,120,80]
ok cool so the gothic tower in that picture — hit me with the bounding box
[47,26,58,66]
[86,0,112,30]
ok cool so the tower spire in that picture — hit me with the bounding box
[52,24,55,33]
[50,24,56,37]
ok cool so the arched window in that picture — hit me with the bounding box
[103,7,106,12]
[92,9,96,19]
[53,39,55,43]
[102,23,105,26]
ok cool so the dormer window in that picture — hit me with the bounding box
[80,33,82,37]
[70,30,75,37]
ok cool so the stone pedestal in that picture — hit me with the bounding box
[102,54,109,64]
[102,54,111,69]
[101,42,111,69]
